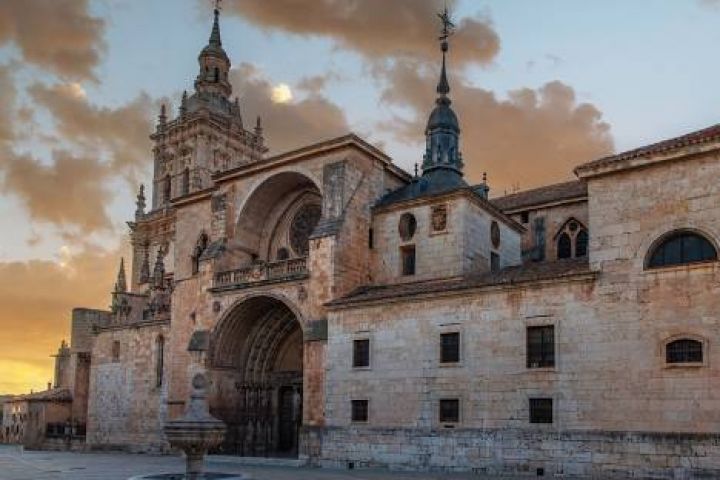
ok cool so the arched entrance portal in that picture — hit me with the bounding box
[209,296,303,457]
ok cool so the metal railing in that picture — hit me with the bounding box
[213,257,308,289]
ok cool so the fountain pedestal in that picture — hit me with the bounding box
[129,331,243,480]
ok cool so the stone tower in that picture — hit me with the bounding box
[148,6,268,210]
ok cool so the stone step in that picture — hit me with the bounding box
[208,455,305,468]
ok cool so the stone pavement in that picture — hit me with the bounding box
[0,448,534,480]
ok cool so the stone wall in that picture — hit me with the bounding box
[86,322,169,452]
[316,426,720,478]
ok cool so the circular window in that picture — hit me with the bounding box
[398,213,417,241]
[569,221,578,232]
[491,221,501,248]
[290,204,322,256]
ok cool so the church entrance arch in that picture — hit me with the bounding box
[209,295,303,457]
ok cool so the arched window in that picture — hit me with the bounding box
[191,233,209,275]
[213,67,220,82]
[647,231,717,269]
[666,338,703,364]
[182,168,190,195]
[576,230,588,257]
[155,335,165,387]
[557,233,572,259]
[276,247,289,261]
[555,218,588,260]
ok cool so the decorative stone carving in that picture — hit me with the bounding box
[431,204,448,232]
[290,204,322,256]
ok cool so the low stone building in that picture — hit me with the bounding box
[19,7,720,478]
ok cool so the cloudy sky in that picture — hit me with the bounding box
[0,0,719,393]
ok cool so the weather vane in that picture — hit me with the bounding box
[214,0,222,11]
[438,5,455,44]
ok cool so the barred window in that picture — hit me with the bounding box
[666,339,703,364]
[351,400,368,423]
[440,332,460,363]
[439,398,459,423]
[527,325,555,368]
[353,339,370,368]
[529,398,553,424]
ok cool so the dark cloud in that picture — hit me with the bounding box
[28,83,155,182]
[0,245,123,393]
[231,64,350,153]
[378,61,614,191]
[222,0,499,66]
[0,149,113,231]
[0,0,105,81]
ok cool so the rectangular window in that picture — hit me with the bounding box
[521,211,529,224]
[527,325,555,368]
[368,228,374,249]
[440,332,460,363]
[490,252,500,273]
[111,340,120,362]
[439,398,460,423]
[401,245,416,276]
[353,339,370,368]
[351,399,369,423]
[529,398,553,424]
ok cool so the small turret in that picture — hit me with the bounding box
[114,257,127,293]
[140,244,151,284]
[180,90,188,118]
[135,184,146,219]
[254,116,264,147]
[157,104,167,133]
[153,248,166,290]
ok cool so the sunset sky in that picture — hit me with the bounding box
[1,0,719,394]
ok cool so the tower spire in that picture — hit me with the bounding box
[195,1,232,98]
[436,6,453,98]
[114,257,127,293]
[421,7,464,183]
[209,2,222,47]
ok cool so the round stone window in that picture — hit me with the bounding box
[290,204,322,256]
[398,213,417,241]
[491,221,501,248]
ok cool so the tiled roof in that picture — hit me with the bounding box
[328,258,594,308]
[576,123,720,174]
[16,388,72,403]
[491,180,587,212]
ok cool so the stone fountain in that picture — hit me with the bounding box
[130,331,245,480]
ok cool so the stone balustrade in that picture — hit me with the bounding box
[213,257,308,290]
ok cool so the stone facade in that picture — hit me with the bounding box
[12,8,720,479]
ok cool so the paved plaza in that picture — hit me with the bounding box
[0,448,545,480]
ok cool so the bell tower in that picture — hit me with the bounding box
[194,7,232,98]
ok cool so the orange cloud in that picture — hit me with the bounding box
[0,0,105,81]
[230,64,350,153]
[222,0,499,65]
[0,149,113,231]
[0,245,124,393]
[378,60,614,192]
[28,83,155,182]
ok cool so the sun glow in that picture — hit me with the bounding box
[271,83,293,104]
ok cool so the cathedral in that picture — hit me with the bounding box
[4,7,720,478]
